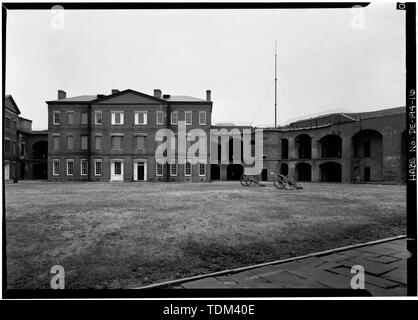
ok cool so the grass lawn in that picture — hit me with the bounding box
[5,181,406,289]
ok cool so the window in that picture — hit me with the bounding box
[53,112,60,125]
[67,136,74,150]
[185,111,192,125]
[95,111,102,125]
[53,136,60,151]
[12,120,16,131]
[185,162,191,176]
[81,112,88,125]
[135,111,147,125]
[81,135,88,150]
[67,112,74,125]
[95,136,102,150]
[111,111,124,125]
[364,141,371,158]
[66,159,74,176]
[4,139,10,153]
[199,163,206,176]
[94,160,102,176]
[111,135,123,150]
[80,160,88,176]
[5,117,11,129]
[20,143,25,156]
[156,163,163,176]
[156,111,164,125]
[199,111,206,125]
[170,163,178,176]
[53,160,60,176]
[114,161,122,175]
[135,135,146,150]
[171,111,178,125]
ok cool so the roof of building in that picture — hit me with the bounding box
[47,90,210,104]
[4,94,21,114]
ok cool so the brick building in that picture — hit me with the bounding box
[46,89,212,182]
[3,95,48,180]
[262,107,406,184]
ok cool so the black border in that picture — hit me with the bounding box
[2,2,416,300]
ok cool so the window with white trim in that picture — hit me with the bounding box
[170,163,178,176]
[199,111,206,125]
[111,111,124,125]
[185,162,191,176]
[80,159,88,176]
[95,111,102,125]
[171,111,178,125]
[135,111,147,125]
[156,111,164,125]
[185,111,192,125]
[66,159,74,176]
[94,160,102,176]
[53,112,60,125]
[156,163,163,176]
[199,163,206,176]
[53,160,60,176]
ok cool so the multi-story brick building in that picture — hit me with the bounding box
[46,89,212,182]
[3,95,48,180]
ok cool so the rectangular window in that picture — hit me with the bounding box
[171,111,178,125]
[170,163,178,176]
[111,111,124,125]
[53,136,60,151]
[185,162,191,176]
[199,163,206,176]
[67,112,74,125]
[12,120,17,131]
[20,143,25,156]
[81,135,88,150]
[53,160,60,176]
[53,112,60,125]
[135,111,147,125]
[95,136,102,150]
[135,136,146,150]
[114,161,122,175]
[80,160,88,176]
[199,111,206,125]
[67,136,74,150]
[364,141,371,158]
[95,111,102,125]
[94,160,102,176]
[5,117,11,129]
[156,111,164,125]
[111,136,123,150]
[156,163,163,176]
[81,112,88,125]
[185,111,192,125]
[4,140,10,153]
[66,160,74,176]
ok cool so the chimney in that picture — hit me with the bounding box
[206,90,211,102]
[58,90,66,100]
[153,89,162,98]
[111,89,119,94]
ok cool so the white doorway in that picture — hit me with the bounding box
[110,160,124,181]
[133,159,147,181]
[4,163,10,180]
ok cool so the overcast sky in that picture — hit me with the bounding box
[6,3,405,130]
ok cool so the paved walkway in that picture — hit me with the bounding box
[170,237,408,296]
